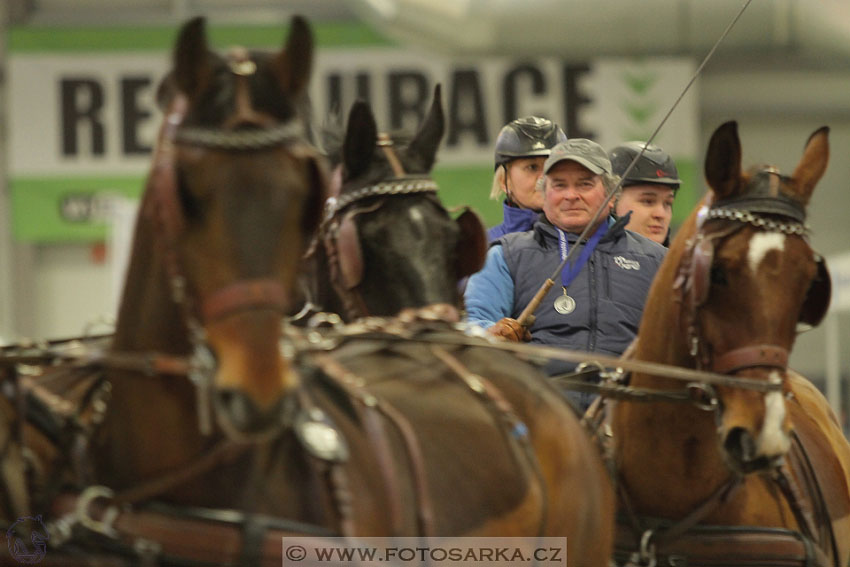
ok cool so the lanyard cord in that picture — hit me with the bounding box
[516,0,755,326]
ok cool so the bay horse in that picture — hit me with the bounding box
[2,16,613,567]
[606,122,850,566]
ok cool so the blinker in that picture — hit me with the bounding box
[712,168,806,224]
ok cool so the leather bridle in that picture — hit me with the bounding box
[146,54,319,336]
[674,170,830,376]
[312,134,441,320]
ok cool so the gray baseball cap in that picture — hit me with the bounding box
[543,138,612,175]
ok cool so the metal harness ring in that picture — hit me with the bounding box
[76,486,120,539]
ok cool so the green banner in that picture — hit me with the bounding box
[11,176,143,243]
[9,159,696,243]
[8,22,699,243]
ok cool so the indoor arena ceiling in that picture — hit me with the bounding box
[9,0,850,70]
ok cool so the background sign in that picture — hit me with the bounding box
[7,24,698,242]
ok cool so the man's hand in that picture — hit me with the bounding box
[487,318,532,342]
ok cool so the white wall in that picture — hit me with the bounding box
[30,244,115,339]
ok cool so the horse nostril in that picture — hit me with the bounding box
[724,426,756,464]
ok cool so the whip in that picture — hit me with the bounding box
[516,0,754,326]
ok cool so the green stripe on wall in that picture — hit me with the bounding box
[11,176,144,243]
[10,162,696,243]
[9,21,394,52]
[9,167,499,243]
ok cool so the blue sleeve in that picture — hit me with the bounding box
[464,245,514,329]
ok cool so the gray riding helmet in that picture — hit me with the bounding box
[609,141,681,189]
[494,116,567,170]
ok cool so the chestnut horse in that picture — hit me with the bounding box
[607,122,850,566]
[2,16,613,567]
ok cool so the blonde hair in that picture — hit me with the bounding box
[490,166,507,200]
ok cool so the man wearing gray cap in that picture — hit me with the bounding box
[464,138,666,410]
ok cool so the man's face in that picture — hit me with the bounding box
[543,160,611,233]
[615,184,675,244]
[504,156,546,210]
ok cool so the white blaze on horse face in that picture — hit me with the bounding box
[757,371,791,457]
[747,232,786,274]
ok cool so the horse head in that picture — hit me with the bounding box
[132,16,327,438]
[675,121,831,473]
[312,85,486,320]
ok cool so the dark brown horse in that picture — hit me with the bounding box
[2,16,614,567]
[607,122,850,566]
[292,92,615,562]
[302,85,486,322]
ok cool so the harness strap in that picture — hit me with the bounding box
[377,133,406,177]
[430,345,549,538]
[0,374,30,518]
[653,475,742,546]
[773,466,820,552]
[311,353,435,536]
[200,279,289,323]
[49,492,338,567]
[357,395,405,533]
[114,441,250,506]
[782,429,841,566]
[713,344,789,374]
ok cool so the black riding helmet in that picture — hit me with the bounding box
[609,141,680,189]
[494,116,567,170]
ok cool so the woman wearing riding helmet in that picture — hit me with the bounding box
[488,116,567,241]
[608,141,681,246]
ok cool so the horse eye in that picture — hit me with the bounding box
[710,265,727,286]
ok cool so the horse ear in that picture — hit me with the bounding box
[407,84,445,172]
[343,101,377,180]
[155,72,177,111]
[704,121,742,200]
[174,17,213,100]
[790,126,829,206]
[273,15,314,95]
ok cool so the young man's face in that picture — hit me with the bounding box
[543,160,612,233]
[503,156,546,210]
[615,184,675,244]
